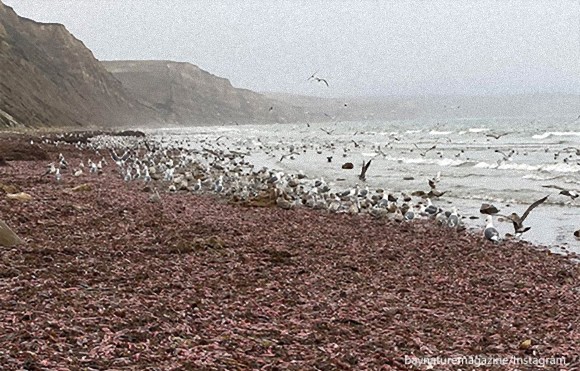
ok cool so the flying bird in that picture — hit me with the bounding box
[541,185,579,200]
[307,72,329,87]
[499,195,549,235]
[486,132,509,140]
[413,143,437,157]
[359,159,372,181]
[320,128,335,135]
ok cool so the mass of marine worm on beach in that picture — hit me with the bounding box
[35,119,580,252]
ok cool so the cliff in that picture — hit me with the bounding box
[0,1,162,128]
[103,60,307,125]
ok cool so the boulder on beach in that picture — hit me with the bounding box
[480,203,500,215]
[0,220,23,247]
[342,162,354,169]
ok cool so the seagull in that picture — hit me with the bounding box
[320,128,335,135]
[498,195,549,235]
[413,144,437,157]
[193,178,202,192]
[359,159,372,181]
[495,149,514,163]
[484,215,500,243]
[279,152,299,162]
[41,163,57,177]
[447,207,459,228]
[486,132,509,140]
[541,185,579,200]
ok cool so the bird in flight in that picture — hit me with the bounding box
[307,71,329,87]
[486,132,509,140]
[498,195,549,235]
[413,143,437,157]
[359,159,372,181]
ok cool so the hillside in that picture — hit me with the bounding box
[102,60,308,125]
[0,1,162,128]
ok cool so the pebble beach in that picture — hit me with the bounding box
[0,132,579,370]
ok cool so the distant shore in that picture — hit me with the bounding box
[0,134,578,369]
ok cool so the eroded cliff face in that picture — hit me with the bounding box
[0,1,162,128]
[103,60,307,125]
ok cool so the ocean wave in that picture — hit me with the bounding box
[468,128,489,133]
[522,174,563,181]
[429,130,453,135]
[386,156,466,167]
[532,131,580,139]
[405,130,422,134]
[475,161,580,173]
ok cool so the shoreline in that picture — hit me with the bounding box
[0,134,579,369]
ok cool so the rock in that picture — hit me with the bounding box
[71,183,92,192]
[480,203,500,215]
[574,229,579,239]
[0,220,23,247]
[142,185,152,193]
[342,162,354,169]
[403,176,414,180]
[6,192,32,201]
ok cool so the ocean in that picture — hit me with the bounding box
[144,116,580,253]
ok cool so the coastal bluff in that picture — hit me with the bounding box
[102,60,307,125]
[0,1,162,128]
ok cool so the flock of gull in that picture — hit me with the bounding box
[38,130,580,245]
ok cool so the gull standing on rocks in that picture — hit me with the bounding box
[484,215,500,243]
[447,207,459,228]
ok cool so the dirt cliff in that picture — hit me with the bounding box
[0,1,162,128]
[103,60,307,125]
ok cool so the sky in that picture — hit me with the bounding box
[4,0,580,97]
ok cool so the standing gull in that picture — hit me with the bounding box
[484,215,500,243]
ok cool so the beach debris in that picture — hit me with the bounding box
[342,162,354,169]
[6,192,32,201]
[480,203,500,215]
[0,220,23,247]
[519,339,532,350]
[70,183,92,192]
[574,229,579,239]
[0,183,19,194]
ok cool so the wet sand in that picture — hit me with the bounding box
[0,133,579,369]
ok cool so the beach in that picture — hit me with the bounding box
[0,132,579,370]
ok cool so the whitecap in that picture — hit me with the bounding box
[429,130,453,135]
[532,132,580,140]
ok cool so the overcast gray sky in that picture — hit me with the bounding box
[4,0,580,97]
